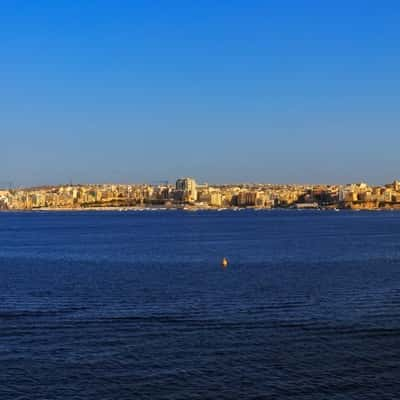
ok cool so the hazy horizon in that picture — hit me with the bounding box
[3,176,400,190]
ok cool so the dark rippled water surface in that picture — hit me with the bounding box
[1,210,400,399]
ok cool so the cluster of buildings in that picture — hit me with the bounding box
[1,178,400,210]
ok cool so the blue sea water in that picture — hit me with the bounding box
[1,210,400,399]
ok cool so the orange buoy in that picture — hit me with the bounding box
[221,257,229,268]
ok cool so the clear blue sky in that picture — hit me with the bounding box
[2,1,400,186]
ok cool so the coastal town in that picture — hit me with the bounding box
[1,178,400,211]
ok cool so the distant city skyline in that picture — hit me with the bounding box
[2,2,400,186]
[3,174,400,189]
[3,177,400,211]
[2,176,400,191]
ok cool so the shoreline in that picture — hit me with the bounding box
[1,207,399,213]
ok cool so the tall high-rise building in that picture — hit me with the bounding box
[176,178,197,203]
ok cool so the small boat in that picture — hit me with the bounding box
[221,257,229,268]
